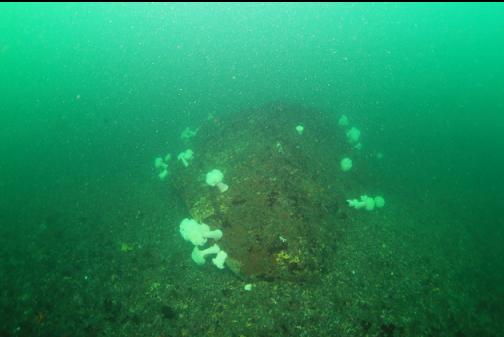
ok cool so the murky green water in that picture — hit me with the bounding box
[1,3,503,337]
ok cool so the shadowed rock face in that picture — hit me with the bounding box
[172,102,351,281]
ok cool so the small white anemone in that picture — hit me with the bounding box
[338,115,349,127]
[374,196,385,208]
[363,196,375,211]
[179,218,223,246]
[340,157,353,172]
[158,169,169,180]
[180,127,198,142]
[154,157,167,170]
[347,195,385,211]
[177,149,194,167]
[154,154,171,180]
[206,169,228,192]
[212,250,228,269]
[346,127,361,144]
[191,244,221,265]
[295,124,304,135]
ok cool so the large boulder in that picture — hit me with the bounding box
[172,102,350,281]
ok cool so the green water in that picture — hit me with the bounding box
[1,3,503,337]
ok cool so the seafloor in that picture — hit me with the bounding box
[0,104,501,337]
